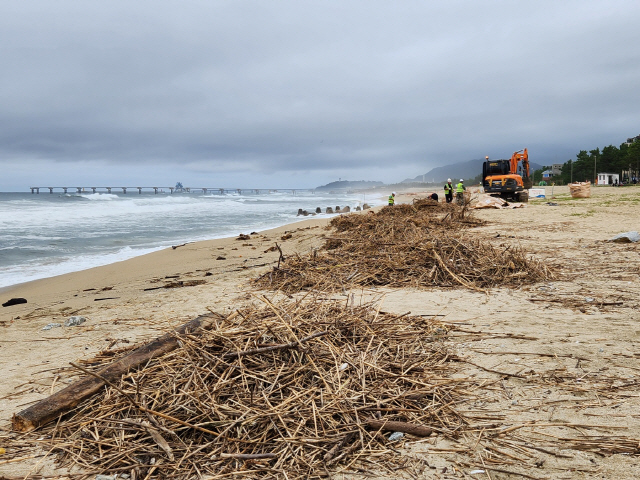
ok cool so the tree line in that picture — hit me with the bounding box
[538,136,640,185]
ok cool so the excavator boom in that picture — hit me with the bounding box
[510,148,532,189]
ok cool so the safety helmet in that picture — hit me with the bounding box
[447,178,451,182]
[460,179,463,182]
[392,192,396,195]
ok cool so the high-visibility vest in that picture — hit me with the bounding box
[388,195,395,205]
[444,183,452,194]
[456,182,465,193]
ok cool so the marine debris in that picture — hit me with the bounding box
[255,200,552,294]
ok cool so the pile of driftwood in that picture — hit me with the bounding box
[12,299,475,479]
[255,202,552,294]
[5,305,640,477]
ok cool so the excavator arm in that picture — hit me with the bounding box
[510,149,532,189]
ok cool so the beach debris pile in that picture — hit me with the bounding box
[12,300,475,479]
[6,299,640,479]
[255,199,552,294]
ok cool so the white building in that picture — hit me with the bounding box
[596,172,620,185]
[625,134,640,146]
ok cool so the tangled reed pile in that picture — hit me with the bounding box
[255,201,552,294]
[33,300,471,479]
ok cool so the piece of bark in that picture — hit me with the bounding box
[366,419,433,437]
[12,313,220,432]
[324,432,357,463]
[171,242,192,249]
[2,297,27,307]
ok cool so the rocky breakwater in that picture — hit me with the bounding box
[297,204,369,216]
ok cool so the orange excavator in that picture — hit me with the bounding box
[482,148,532,202]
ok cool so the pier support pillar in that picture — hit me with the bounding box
[48,188,53,194]
[106,187,112,193]
[63,188,68,194]
[137,187,142,194]
[170,188,174,194]
[122,188,127,194]
[202,188,207,194]
[76,187,82,193]
[153,187,158,194]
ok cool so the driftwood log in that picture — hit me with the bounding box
[366,419,433,437]
[12,313,220,432]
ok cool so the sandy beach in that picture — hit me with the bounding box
[2,185,640,479]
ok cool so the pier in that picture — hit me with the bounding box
[29,186,313,195]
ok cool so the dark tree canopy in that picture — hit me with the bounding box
[558,137,640,184]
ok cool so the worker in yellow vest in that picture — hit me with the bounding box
[443,178,453,203]
[455,179,465,205]
[388,192,396,206]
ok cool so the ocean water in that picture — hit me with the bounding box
[0,190,383,290]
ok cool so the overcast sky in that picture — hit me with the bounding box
[1,1,639,191]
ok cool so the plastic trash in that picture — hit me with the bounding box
[42,323,62,331]
[65,316,87,327]
[609,231,640,243]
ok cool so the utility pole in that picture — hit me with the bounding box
[570,159,573,184]
[593,155,597,184]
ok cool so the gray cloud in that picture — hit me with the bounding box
[1,0,640,190]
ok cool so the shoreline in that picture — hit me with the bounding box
[0,213,333,304]
[0,191,395,294]
[0,189,414,307]
[0,214,332,295]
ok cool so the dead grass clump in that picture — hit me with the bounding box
[29,300,468,479]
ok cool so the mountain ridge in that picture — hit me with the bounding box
[402,158,543,184]
[314,158,544,190]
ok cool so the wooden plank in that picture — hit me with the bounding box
[12,313,220,432]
